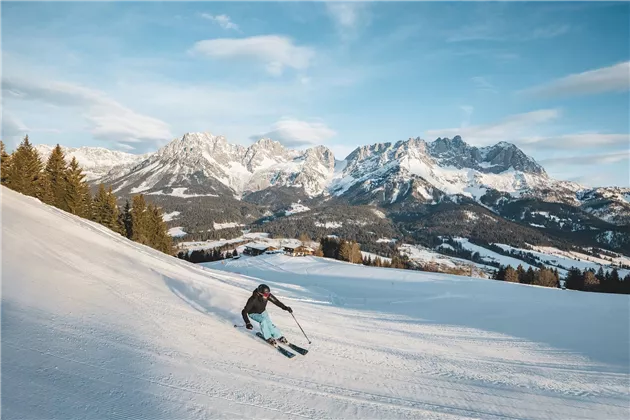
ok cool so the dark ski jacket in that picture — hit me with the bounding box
[242,290,288,324]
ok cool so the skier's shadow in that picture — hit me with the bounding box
[163,275,240,325]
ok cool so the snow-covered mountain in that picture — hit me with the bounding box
[329,136,575,205]
[99,133,335,198]
[35,144,147,181]
[35,133,628,231]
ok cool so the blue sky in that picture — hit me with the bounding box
[2,1,629,187]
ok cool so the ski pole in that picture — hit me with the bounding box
[291,313,311,344]
[233,324,246,328]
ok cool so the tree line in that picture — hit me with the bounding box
[1,136,173,255]
[492,263,630,294]
[564,266,630,294]
[177,248,239,263]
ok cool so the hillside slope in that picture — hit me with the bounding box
[2,186,629,419]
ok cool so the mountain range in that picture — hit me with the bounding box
[34,133,630,253]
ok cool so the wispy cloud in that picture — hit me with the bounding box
[521,61,630,98]
[325,2,371,40]
[200,13,239,31]
[448,23,571,43]
[471,76,498,93]
[539,150,630,166]
[520,133,629,150]
[426,109,560,146]
[189,35,315,76]
[250,118,336,148]
[2,77,173,151]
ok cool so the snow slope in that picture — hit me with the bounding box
[2,186,629,419]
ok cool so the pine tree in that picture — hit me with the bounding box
[131,194,149,245]
[92,184,121,233]
[516,264,526,283]
[565,267,584,291]
[120,200,133,239]
[232,249,238,257]
[64,157,91,217]
[0,140,11,185]
[523,267,535,284]
[494,265,506,280]
[146,203,173,254]
[6,135,45,197]
[44,144,69,210]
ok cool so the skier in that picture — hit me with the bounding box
[242,284,292,345]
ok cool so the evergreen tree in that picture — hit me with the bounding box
[0,140,11,185]
[44,144,69,210]
[523,267,535,284]
[6,135,45,197]
[92,184,121,233]
[565,267,584,291]
[494,265,506,280]
[610,268,621,293]
[232,249,238,257]
[146,203,173,254]
[64,157,91,217]
[516,264,526,283]
[504,266,519,282]
[131,194,149,245]
[120,200,133,239]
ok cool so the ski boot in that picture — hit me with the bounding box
[266,337,277,346]
[277,336,288,344]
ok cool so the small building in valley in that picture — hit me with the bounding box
[243,243,276,256]
[283,245,315,257]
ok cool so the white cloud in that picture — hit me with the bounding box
[250,118,336,148]
[200,13,239,31]
[520,133,629,150]
[3,77,173,151]
[189,35,314,76]
[522,61,630,98]
[426,109,560,146]
[325,2,371,39]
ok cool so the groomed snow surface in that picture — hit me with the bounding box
[2,186,629,419]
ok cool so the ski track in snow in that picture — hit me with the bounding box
[2,187,629,419]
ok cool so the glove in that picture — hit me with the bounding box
[285,306,293,314]
[246,323,253,330]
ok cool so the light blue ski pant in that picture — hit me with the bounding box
[249,311,282,340]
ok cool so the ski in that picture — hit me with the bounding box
[256,332,296,359]
[284,341,308,356]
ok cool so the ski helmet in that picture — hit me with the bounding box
[257,284,270,295]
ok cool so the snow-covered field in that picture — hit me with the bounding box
[3,186,629,419]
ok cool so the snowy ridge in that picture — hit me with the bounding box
[3,186,629,419]
[35,134,627,225]
[35,144,147,181]
[100,133,335,198]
